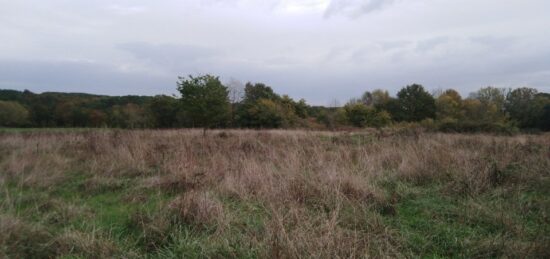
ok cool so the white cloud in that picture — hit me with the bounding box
[107,4,147,15]
[324,0,396,18]
[277,0,330,14]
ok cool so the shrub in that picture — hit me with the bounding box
[344,103,392,128]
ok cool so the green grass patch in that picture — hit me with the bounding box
[387,183,549,258]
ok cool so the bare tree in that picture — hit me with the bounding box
[226,78,245,104]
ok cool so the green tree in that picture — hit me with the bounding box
[54,100,90,127]
[396,84,436,122]
[334,108,349,127]
[344,103,371,127]
[280,95,301,124]
[469,87,508,123]
[381,98,401,121]
[294,99,309,119]
[246,99,286,128]
[177,75,230,131]
[436,89,463,121]
[88,109,107,127]
[236,82,286,128]
[243,82,279,103]
[472,87,508,110]
[369,110,392,128]
[28,95,58,127]
[371,89,391,108]
[0,101,29,127]
[360,89,391,110]
[505,87,540,128]
[540,102,550,131]
[361,91,373,106]
[123,103,149,128]
[147,95,180,128]
[462,99,485,123]
[314,107,347,130]
[109,103,149,128]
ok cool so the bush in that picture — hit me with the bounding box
[344,103,392,128]
[437,120,518,134]
[244,99,287,128]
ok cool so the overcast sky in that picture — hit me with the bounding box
[1,0,549,104]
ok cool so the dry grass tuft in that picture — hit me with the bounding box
[0,215,55,258]
[168,190,226,228]
[53,230,121,258]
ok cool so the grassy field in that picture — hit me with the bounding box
[0,129,549,258]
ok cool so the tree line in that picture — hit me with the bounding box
[1,74,549,132]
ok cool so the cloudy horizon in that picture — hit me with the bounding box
[1,0,549,105]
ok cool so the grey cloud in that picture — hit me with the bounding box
[489,52,550,76]
[0,60,173,96]
[117,42,222,70]
[416,37,450,52]
[380,40,411,51]
[106,4,147,15]
[469,35,518,50]
[1,0,549,105]
[324,0,396,18]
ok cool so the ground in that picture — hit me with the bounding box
[0,129,549,258]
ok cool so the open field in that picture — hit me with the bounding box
[1,129,549,258]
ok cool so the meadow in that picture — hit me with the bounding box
[0,129,549,258]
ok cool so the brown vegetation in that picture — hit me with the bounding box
[0,129,549,257]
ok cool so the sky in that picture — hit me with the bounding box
[1,0,549,105]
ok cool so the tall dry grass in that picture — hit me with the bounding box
[0,129,549,257]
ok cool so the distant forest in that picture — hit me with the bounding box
[1,75,549,132]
